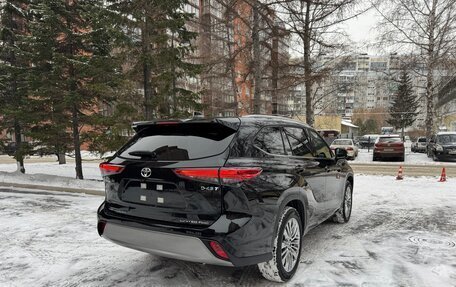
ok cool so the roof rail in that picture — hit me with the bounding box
[242,114,292,120]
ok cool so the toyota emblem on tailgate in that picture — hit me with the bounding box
[141,167,152,178]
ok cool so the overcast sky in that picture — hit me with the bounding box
[342,8,382,54]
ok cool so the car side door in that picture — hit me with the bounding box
[307,128,345,214]
[282,126,328,226]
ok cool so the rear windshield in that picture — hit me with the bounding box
[437,134,456,143]
[378,137,401,143]
[418,138,427,142]
[118,123,237,161]
[332,140,352,145]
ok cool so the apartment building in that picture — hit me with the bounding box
[187,0,290,116]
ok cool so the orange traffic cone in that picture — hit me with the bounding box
[438,167,447,182]
[396,166,404,180]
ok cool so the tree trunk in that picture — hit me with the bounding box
[57,152,66,165]
[425,0,437,139]
[252,0,261,114]
[14,119,25,174]
[225,15,239,116]
[271,25,279,115]
[303,0,314,125]
[143,10,154,120]
[72,104,83,179]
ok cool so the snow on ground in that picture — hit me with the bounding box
[0,171,104,192]
[353,148,456,165]
[1,176,455,287]
[0,161,102,181]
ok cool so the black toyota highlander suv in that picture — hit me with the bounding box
[97,115,354,282]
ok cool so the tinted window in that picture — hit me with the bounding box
[437,134,456,144]
[332,139,353,145]
[253,127,286,155]
[283,127,313,157]
[418,138,427,142]
[308,129,332,159]
[378,137,401,143]
[118,123,236,160]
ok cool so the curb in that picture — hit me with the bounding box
[0,182,104,196]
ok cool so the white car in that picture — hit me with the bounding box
[330,139,359,160]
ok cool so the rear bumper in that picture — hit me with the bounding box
[374,151,404,157]
[97,202,272,267]
[434,152,456,160]
[101,222,233,266]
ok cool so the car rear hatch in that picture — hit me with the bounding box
[375,137,404,152]
[102,118,241,227]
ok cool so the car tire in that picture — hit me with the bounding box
[258,206,302,283]
[432,153,438,161]
[332,181,353,223]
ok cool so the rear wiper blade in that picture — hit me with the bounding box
[128,151,157,157]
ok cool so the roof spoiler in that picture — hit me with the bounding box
[131,117,240,133]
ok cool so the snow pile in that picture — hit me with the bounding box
[0,171,104,192]
[0,161,102,180]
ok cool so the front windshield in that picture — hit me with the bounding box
[437,134,456,144]
[332,140,352,145]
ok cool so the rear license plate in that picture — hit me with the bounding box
[384,148,394,152]
[122,181,185,208]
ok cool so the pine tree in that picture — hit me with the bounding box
[387,69,419,137]
[0,0,31,173]
[27,0,125,179]
[107,0,201,119]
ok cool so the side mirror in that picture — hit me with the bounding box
[335,148,347,160]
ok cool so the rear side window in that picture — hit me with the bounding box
[253,127,286,155]
[308,129,332,159]
[283,127,313,157]
[378,137,401,143]
[118,123,237,161]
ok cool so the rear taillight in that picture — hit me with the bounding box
[346,147,353,151]
[174,167,262,184]
[99,162,125,176]
[209,241,229,260]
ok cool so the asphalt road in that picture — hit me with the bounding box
[350,163,456,177]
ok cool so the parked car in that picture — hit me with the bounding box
[97,116,354,282]
[373,135,405,161]
[358,134,380,149]
[427,132,456,161]
[411,137,427,153]
[330,139,358,160]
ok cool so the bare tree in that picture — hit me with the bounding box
[271,0,364,125]
[373,0,456,138]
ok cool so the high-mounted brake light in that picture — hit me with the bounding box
[174,167,262,183]
[99,162,125,176]
[156,121,180,125]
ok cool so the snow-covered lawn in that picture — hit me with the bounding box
[1,176,455,286]
[353,148,456,165]
[0,153,102,181]
[0,161,102,181]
